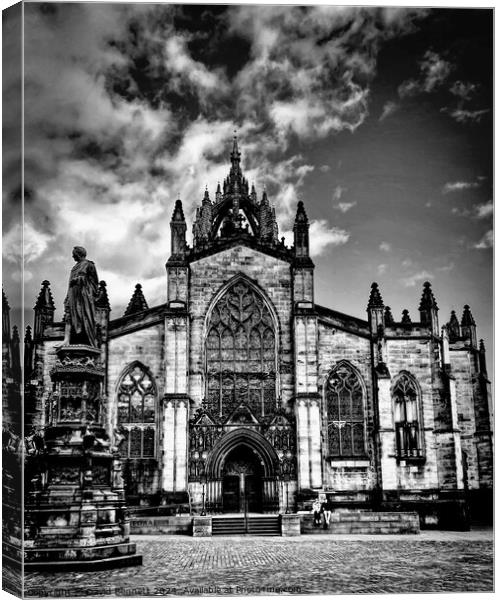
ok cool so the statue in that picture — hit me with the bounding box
[61,246,99,347]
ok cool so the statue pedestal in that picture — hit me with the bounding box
[23,345,142,570]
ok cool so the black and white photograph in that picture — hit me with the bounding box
[2,1,494,597]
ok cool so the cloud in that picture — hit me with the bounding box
[450,80,477,101]
[451,200,492,220]
[475,200,493,219]
[442,180,480,194]
[446,108,490,123]
[437,262,455,272]
[379,242,392,252]
[3,222,52,265]
[377,264,387,274]
[14,4,429,315]
[379,101,399,121]
[401,258,412,268]
[309,220,350,256]
[332,186,346,203]
[401,270,434,287]
[398,50,452,97]
[335,202,357,213]
[473,230,493,250]
[319,165,330,173]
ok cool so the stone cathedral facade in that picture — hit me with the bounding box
[24,139,493,528]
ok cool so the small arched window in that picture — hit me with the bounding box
[326,363,366,458]
[117,363,156,458]
[392,373,423,459]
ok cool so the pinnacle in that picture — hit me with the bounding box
[384,306,394,325]
[34,280,55,310]
[401,309,412,325]
[124,283,149,316]
[419,280,438,311]
[96,280,111,310]
[171,198,185,222]
[367,282,384,309]
[461,304,476,326]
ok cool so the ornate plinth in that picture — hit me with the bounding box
[23,345,142,570]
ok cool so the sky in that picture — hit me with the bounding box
[2,3,493,367]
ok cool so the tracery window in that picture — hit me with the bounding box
[117,364,156,458]
[326,363,366,457]
[393,373,423,459]
[206,280,276,420]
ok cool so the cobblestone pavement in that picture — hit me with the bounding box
[11,529,494,597]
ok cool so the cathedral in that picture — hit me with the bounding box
[19,138,493,529]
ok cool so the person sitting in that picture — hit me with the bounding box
[322,499,332,529]
[312,499,322,527]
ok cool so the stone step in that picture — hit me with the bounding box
[212,516,281,536]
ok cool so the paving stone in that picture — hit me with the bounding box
[10,529,493,597]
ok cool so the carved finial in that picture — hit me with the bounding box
[96,280,110,311]
[419,281,438,311]
[24,325,32,344]
[34,280,55,311]
[461,304,476,326]
[11,325,20,343]
[124,283,149,316]
[384,306,394,325]
[171,198,185,222]
[401,309,412,326]
[294,200,308,223]
[447,310,461,341]
[367,282,384,309]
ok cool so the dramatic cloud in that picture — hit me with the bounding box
[379,101,399,121]
[473,230,493,250]
[401,270,434,287]
[442,180,480,194]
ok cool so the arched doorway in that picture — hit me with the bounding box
[204,428,280,513]
[222,445,263,513]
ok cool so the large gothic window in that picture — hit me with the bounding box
[206,280,276,420]
[392,373,423,459]
[117,363,156,458]
[326,363,366,458]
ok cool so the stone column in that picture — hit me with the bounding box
[162,399,175,491]
[174,398,188,492]
[377,375,398,492]
[296,397,311,489]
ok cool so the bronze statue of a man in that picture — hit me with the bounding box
[61,246,99,347]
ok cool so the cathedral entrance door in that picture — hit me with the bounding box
[221,445,263,513]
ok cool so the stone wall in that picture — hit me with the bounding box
[317,323,375,492]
